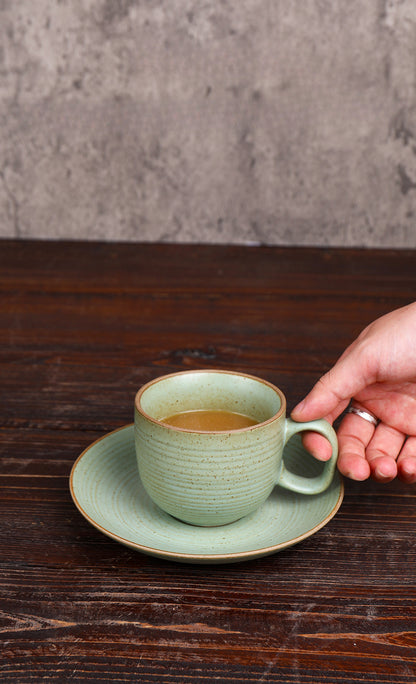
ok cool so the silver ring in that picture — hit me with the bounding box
[345,405,379,427]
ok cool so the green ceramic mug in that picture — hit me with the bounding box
[134,370,338,527]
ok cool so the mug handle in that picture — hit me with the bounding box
[277,418,338,494]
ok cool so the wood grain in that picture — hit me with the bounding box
[1,239,416,682]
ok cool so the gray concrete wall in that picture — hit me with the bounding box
[1,0,416,247]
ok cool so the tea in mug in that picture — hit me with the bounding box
[162,409,258,431]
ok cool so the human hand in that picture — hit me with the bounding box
[291,303,416,483]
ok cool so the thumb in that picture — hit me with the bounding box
[291,355,370,422]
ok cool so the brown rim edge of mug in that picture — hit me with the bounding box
[134,369,287,434]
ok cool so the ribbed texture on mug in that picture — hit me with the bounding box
[135,421,283,525]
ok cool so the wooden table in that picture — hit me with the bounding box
[1,239,416,683]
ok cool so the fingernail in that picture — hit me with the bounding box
[401,462,416,477]
[375,464,395,480]
[293,401,305,415]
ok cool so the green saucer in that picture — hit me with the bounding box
[70,424,343,564]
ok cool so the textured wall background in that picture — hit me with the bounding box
[1,0,416,247]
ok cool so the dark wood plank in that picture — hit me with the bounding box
[1,239,416,682]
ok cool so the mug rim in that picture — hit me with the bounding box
[134,369,286,434]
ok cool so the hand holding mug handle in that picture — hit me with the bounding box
[277,419,338,494]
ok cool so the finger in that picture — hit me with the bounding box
[292,349,370,423]
[295,401,346,462]
[301,431,333,462]
[365,423,405,482]
[397,437,416,484]
[336,412,376,481]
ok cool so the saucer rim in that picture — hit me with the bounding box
[70,424,344,563]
